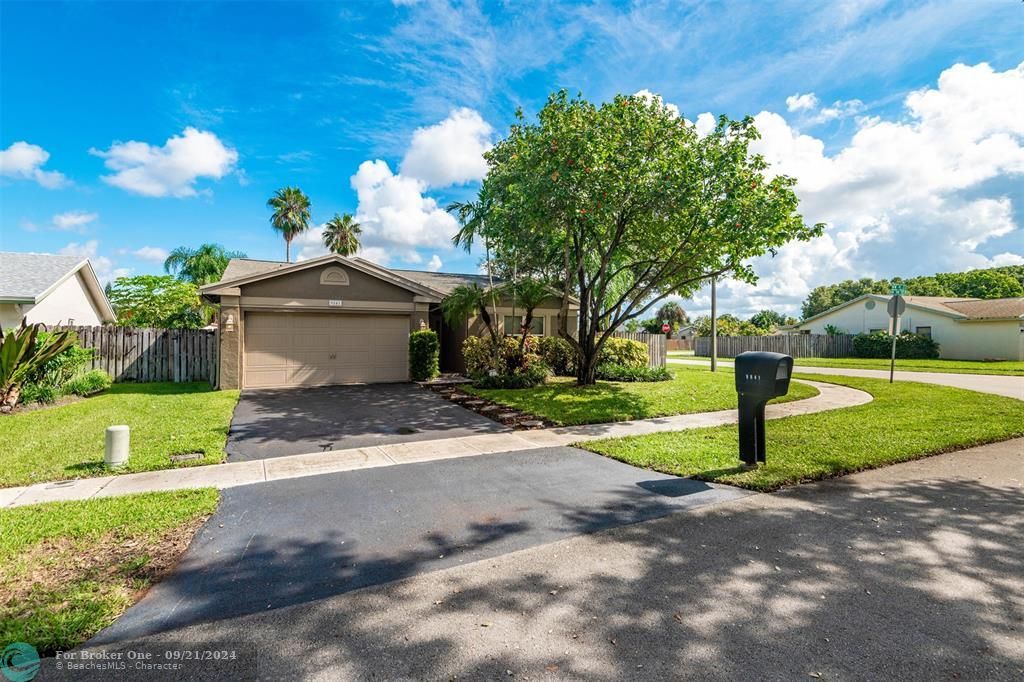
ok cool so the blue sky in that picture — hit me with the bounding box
[2,0,1022,316]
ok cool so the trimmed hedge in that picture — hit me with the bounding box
[852,331,940,359]
[409,330,440,381]
[596,363,672,382]
[539,336,576,376]
[597,338,648,368]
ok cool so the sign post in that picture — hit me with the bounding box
[661,322,671,334]
[887,284,907,383]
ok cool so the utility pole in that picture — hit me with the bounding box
[710,276,718,372]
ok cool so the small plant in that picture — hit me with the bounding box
[20,382,59,404]
[1,324,77,411]
[408,329,440,381]
[597,338,648,369]
[596,363,672,382]
[64,369,112,396]
[823,324,845,336]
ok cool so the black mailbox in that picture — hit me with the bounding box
[734,351,794,467]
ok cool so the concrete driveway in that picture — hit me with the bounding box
[90,446,748,645]
[227,383,510,460]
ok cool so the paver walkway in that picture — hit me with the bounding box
[670,358,1024,400]
[0,378,869,508]
[40,438,1024,680]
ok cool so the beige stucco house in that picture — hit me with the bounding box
[791,294,1024,361]
[200,254,577,389]
[0,252,116,332]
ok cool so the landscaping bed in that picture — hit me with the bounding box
[583,373,1024,491]
[424,383,552,429]
[0,382,239,488]
[0,489,219,655]
[465,365,818,426]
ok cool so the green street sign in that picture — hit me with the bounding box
[890,283,906,296]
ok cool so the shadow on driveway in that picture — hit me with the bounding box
[226,383,509,460]
[90,447,746,643]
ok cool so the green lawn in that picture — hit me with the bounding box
[0,383,240,488]
[583,373,1024,492]
[667,352,1024,376]
[0,489,219,654]
[466,366,819,426]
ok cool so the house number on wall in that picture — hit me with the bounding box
[328,300,343,307]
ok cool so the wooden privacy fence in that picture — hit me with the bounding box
[610,331,667,368]
[666,338,692,352]
[695,333,856,359]
[54,326,218,385]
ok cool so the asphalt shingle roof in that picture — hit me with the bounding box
[0,252,86,300]
[944,297,1024,320]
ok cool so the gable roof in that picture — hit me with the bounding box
[389,269,500,296]
[796,293,1024,326]
[201,254,444,301]
[0,251,115,321]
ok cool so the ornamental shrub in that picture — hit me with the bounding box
[28,332,95,388]
[852,331,940,359]
[462,334,549,388]
[64,369,112,396]
[408,329,440,381]
[597,338,648,368]
[595,363,672,382]
[538,336,576,376]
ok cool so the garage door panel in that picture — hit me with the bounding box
[244,312,409,388]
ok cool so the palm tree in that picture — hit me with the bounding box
[321,213,362,256]
[441,283,498,344]
[505,277,551,350]
[164,243,247,285]
[266,186,311,262]
[447,187,499,340]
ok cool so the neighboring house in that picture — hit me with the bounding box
[790,294,1024,361]
[200,254,578,389]
[0,252,116,331]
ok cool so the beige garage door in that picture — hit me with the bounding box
[243,312,409,388]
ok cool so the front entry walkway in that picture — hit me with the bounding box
[0,379,869,508]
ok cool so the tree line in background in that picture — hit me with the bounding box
[800,266,1024,319]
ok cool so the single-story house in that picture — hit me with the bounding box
[200,254,578,389]
[0,252,116,332]
[789,294,1024,361]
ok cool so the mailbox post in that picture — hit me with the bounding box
[734,351,794,467]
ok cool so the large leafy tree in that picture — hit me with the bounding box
[655,301,688,335]
[267,186,311,262]
[322,213,362,256]
[749,309,787,331]
[164,243,247,285]
[107,275,204,329]
[480,91,822,384]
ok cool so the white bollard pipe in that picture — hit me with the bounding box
[105,425,130,468]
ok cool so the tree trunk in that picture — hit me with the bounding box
[286,238,291,263]
[576,350,598,385]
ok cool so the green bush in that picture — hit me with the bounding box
[538,336,576,376]
[408,330,440,381]
[63,369,112,396]
[27,332,95,390]
[462,335,549,388]
[596,363,672,382]
[20,382,59,404]
[597,338,648,368]
[852,331,940,359]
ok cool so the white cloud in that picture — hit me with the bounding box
[633,89,680,118]
[786,92,818,112]
[293,224,330,262]
[426,254,443,272]
[0,141,68,188]
[58,240,130,284]
[399,108,493,188]
[351,158,459,254]
[90,127,238,197]
[133,246,169,262]
[808,98,865,124]
[52,210,98,231]
[682,60,1024,319]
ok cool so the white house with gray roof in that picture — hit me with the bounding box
[790,294,1024,361]
[0,252,115,331]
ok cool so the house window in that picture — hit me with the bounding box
[916,326,932,339]
[504,315,544,336]
[869,328,884,334]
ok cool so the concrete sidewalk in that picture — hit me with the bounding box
[0,378,869,508]
[41,438,1024,680]
[670,358,1024,400]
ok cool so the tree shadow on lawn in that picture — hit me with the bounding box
[74,475,1024,680]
